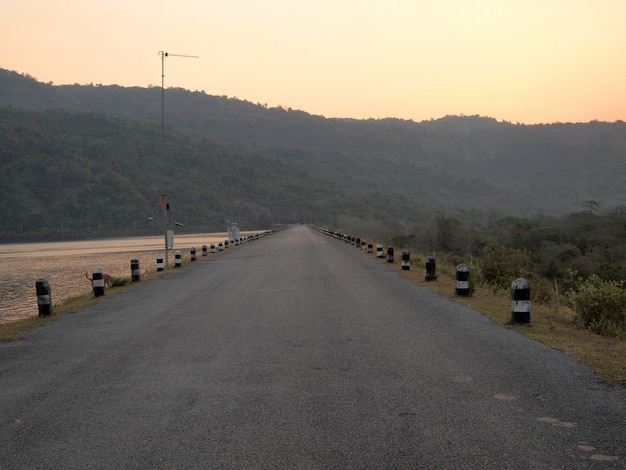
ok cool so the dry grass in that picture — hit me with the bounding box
[369,249,626,388]
[0,247,232,341]
[0,262,175,341]
[4,242,625,388]
[0,292,100,341]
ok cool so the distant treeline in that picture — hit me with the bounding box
[387,210,626,283]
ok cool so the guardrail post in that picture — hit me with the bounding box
[92,267,105,296]
[387,246,394,263]
[401,249,410,270]
[455,264,470,296]
[35,278,53,317]
[131,259,140,282]
[156,254,164,271]
[425,256,437,281]
[511,278,531,323]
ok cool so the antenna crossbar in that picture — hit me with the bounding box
[159,51,199,59]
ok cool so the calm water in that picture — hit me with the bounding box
[0,232,251,324]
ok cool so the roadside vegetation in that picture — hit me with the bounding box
[387,208,626,336]
[391,253,626,387]
[330,210,626,387]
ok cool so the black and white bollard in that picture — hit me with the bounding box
[455,264,470,296]
[361,240,367,251]
[131,259,140,282]
[224,240,229,249]
[35,278,53,317]
[92,266,105,297]
[218,242,223,252]
[190,247,196,262]
[368,244,373,254]
[376,244,384,258]
[401,249,410,270]
[156,254,164,271]
[425,256,437,281]
[174,250,182,268]
[210,243,216,254]
[387,246,394,263]
[202,245,207,257]
[511,278,531,324]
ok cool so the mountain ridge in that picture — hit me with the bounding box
[2,68,625,224]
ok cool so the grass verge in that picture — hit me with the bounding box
[0,247,235,341]
[4,241,625,388]
[0,262,180,341]
[370,249,626,388]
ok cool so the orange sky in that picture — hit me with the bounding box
[1,0,625,124]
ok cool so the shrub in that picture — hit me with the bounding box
[566,271,626,337]
[528,275,556,305]
[476,243,532,291]
[110,276,131,287]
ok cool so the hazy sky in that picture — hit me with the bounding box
[2,0,625,124]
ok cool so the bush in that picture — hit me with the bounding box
[110,276,131,287]
[528,275,556,305]
[476,243,532,291]
[566,271,626,337]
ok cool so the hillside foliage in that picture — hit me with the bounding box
[0,107,425,241]
[2,69,626,217]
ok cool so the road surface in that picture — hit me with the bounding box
[1,225,624,468]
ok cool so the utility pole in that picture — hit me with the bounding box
[158,51,198,268]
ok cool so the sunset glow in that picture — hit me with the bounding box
[1,0,625,124]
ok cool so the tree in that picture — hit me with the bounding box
[583,200,601,213]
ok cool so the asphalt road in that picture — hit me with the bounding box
[1,225,625,469]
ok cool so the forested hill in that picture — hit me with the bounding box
[0,107,430,242]
[2,69,626,221]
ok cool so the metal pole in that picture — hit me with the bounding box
[160,52,168,268]
[162,190,168,268]
[157,50,197,268]
[161,51,165,155]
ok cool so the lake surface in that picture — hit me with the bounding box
[0,232,253,324]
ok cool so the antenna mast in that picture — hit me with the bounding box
[158,51,198,268]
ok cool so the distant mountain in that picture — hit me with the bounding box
[2,68,626,223]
